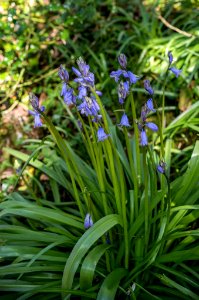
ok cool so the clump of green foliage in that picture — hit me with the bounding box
[0,1,199,299]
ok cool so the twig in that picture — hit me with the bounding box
[157,14,193,38]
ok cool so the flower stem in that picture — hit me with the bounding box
[143,148,149,253]
[124,128,138,218]
[130,90,141,186]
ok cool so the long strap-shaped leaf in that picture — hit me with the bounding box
[80,244,111,290]
[62,214,122,298]
[96,268,127,300]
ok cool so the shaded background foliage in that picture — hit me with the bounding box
[1,0,199,195]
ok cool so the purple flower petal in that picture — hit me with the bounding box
[84,213,93,229]
[168,51,173,64]
[58,65,69,82]
[77,57,90,76]
[144,80,154,95]
[72,66,82,77]
[78,85,87,99]
[110,70,123,82]
[29,92,39,111]
[146,98,156,112]
[34,113,43,128]
[97,127,110,142]
[118,53,127,69]
[40,106,45,112]
[118,113,130,127]
[145,122,158,132]
[127,71,139,84]
[29,110,37,116]
[96,90,102,96]
[140,130,148,146]
[118,81,128,104]
[60,82,67,97]
[157,161,166,174]
[157,165,164,174]
[169,67,182,78]
[63,87,76,105]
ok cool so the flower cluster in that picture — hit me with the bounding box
[58,58,109,142]
[110,53,139,105]
[58,65,76,106]
[29,93,45,128]
[110,54,140,127]
[168,51,182,78]
[138,80,158,146]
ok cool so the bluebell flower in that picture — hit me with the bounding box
[144,80,154,95]
[84,213,93,229]
[118,81,129,104]
[138,103,158,146]
[140,105,148,122]
[140,130,148,146]
[118,113,130,127]
[77,57,90,77]
[146,98,156,113]
[58,65,69,82]
[157,161,166,174]
[118,53,127,69]
[169,67,182,78]
[29,110,44,128]
[78,85,87,99]
[77,99,90,116]
[115,54,139,82]
[97,127,110,142]
[124,71,139,84]
[72,57,95,86]
[63,87,76,106]
[145,122,158,132]
[29,93,45,128]
[110,70,123,82]
[168,51,173,64]
[138,121,157,146]
[77,96,100,117]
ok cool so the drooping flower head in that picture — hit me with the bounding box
[146,98,156,113]
[144,79,154,95]
[138,120,158,147]
[97,127,110,142]
[140,130,148,146]
[84,213,93,229]
[168,51,173,64]
[157,160,166,174]
[58,65,69,82]
[118,53,127,69]
[118,81,129,104]
[138,97,158,146]
[118,113,130,127]
[145,122,158,132]
[72,57,95,87]
[71,57,102,122]
[110,53,139,104]
[29,93,45,128]
[61,83,76,106]
[58,65,76,106]
[169,67,182,78]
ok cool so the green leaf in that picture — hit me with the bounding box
[96,268,127,300]
[80,244,111,290]
[62,214,122,294]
